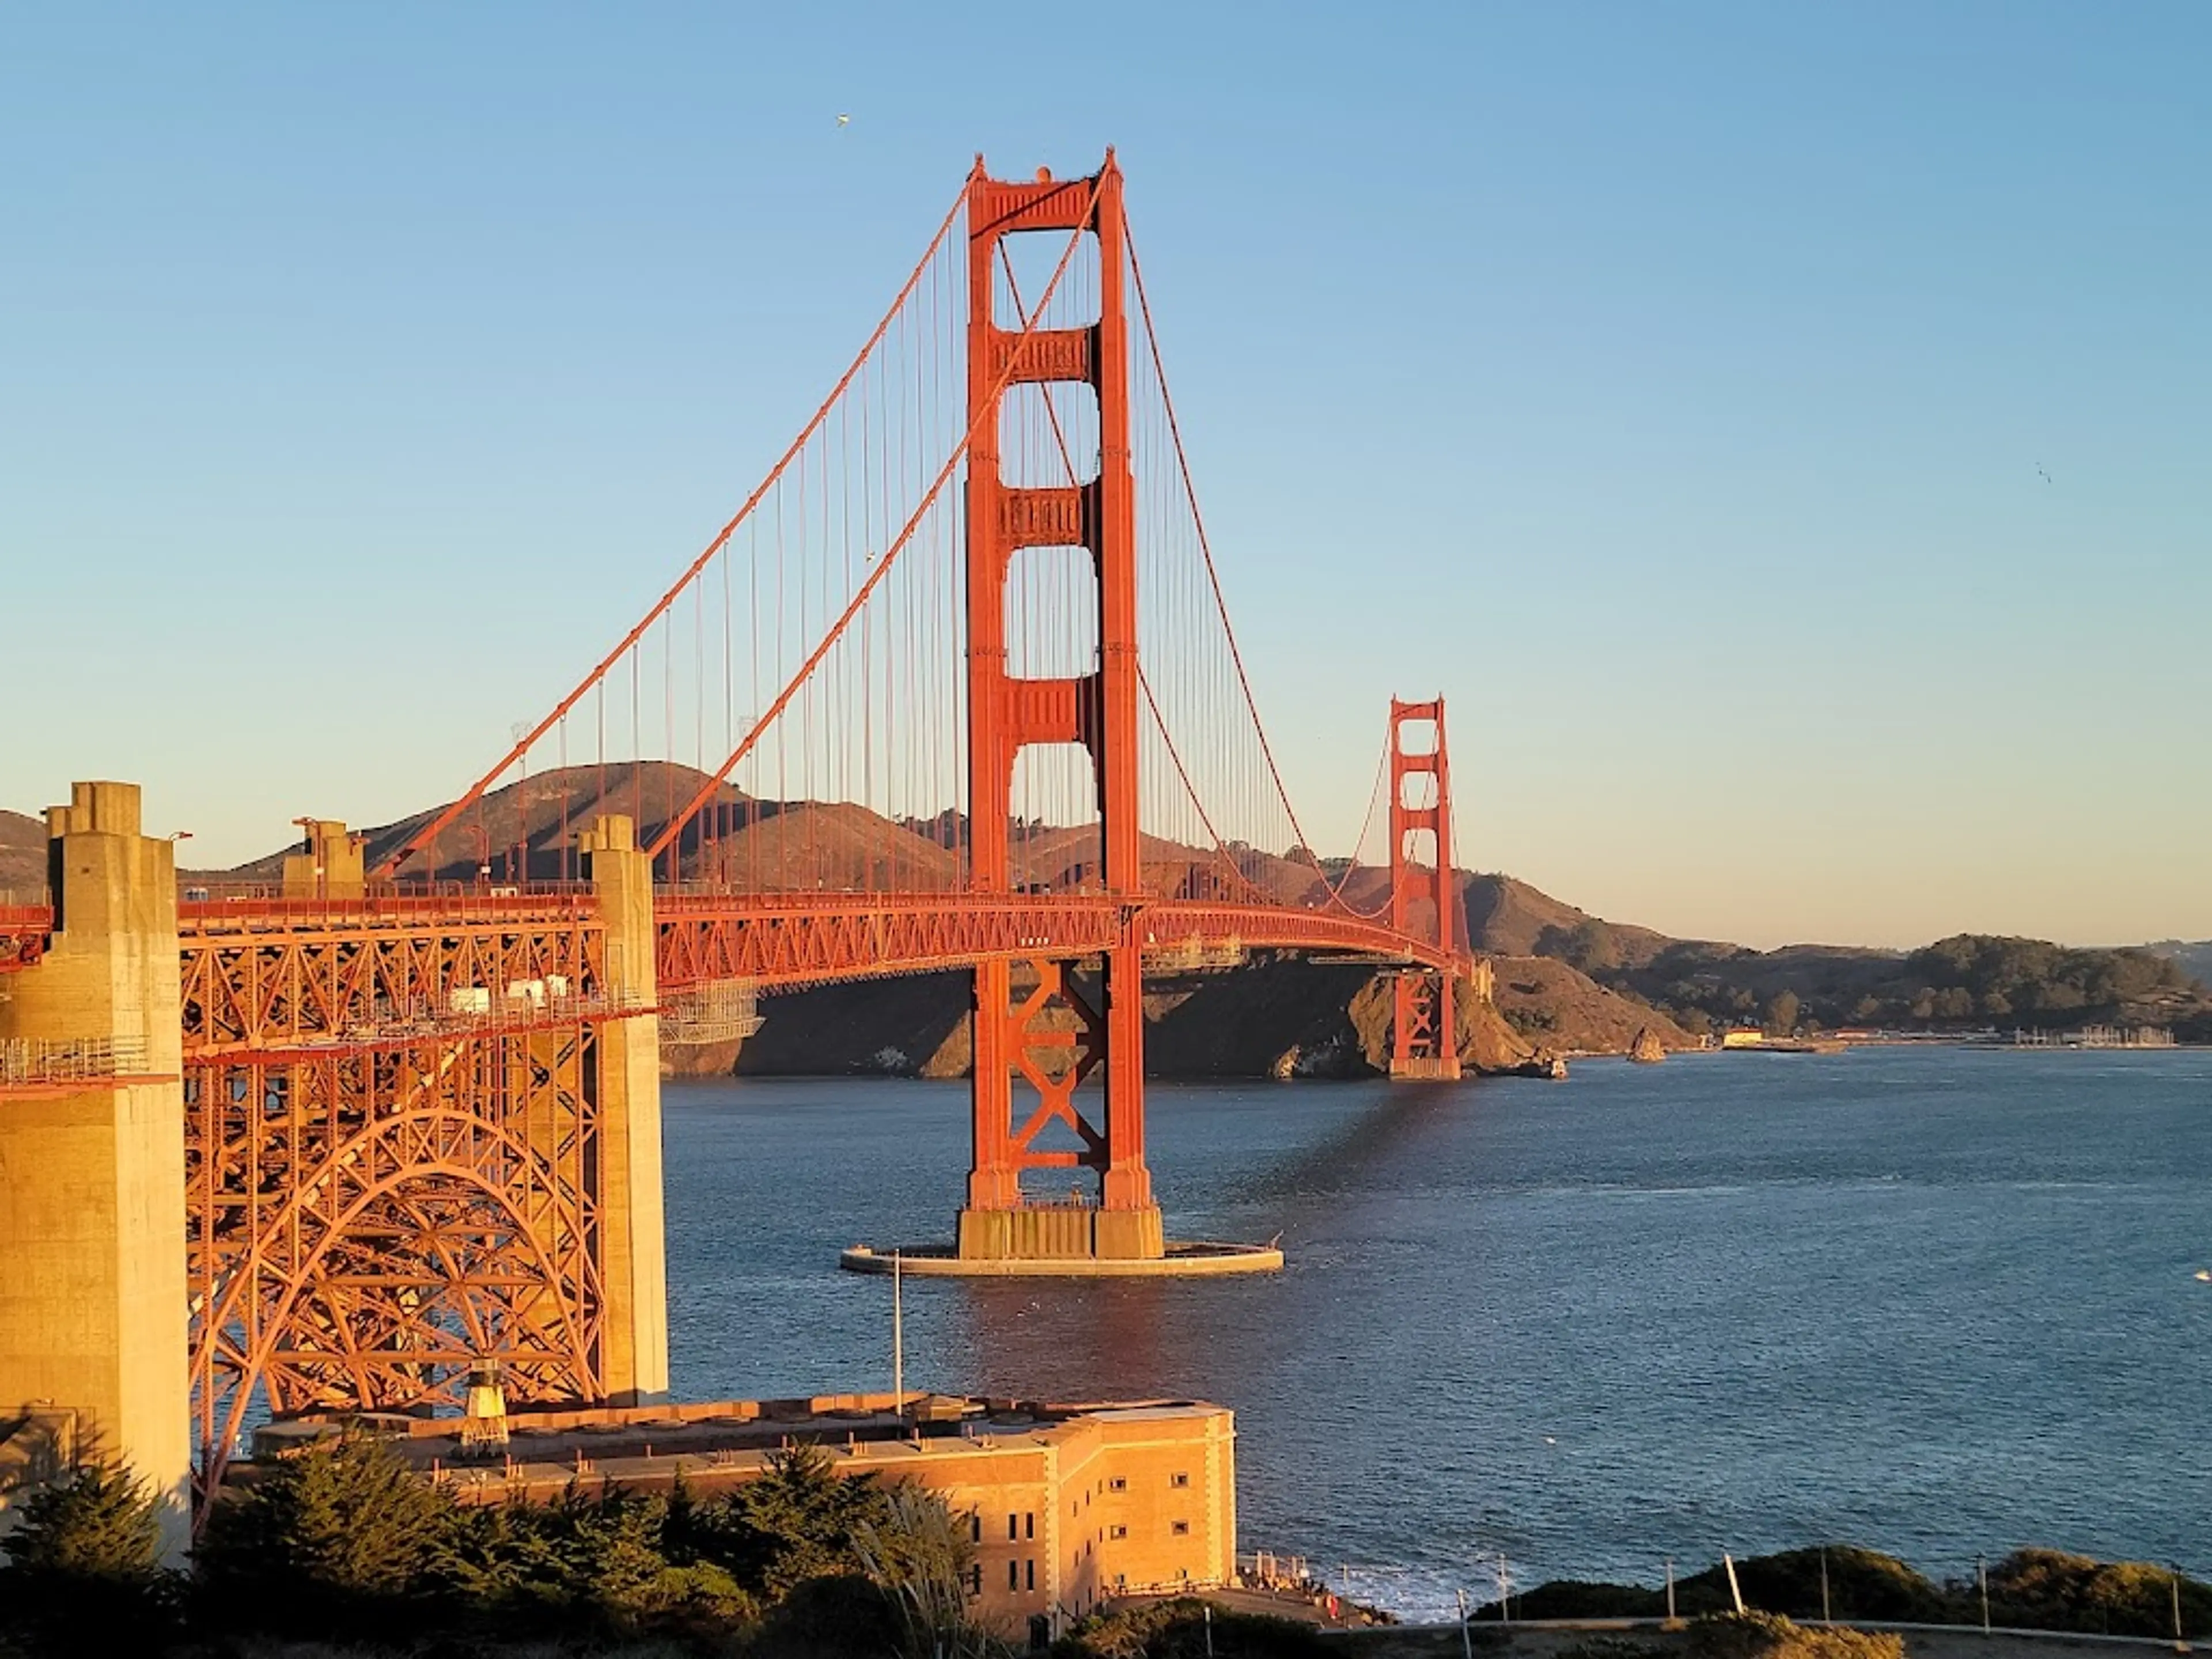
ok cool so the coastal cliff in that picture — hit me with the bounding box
[669,952,1544,1081]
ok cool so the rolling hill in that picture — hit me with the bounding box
[10,774,2206,1063]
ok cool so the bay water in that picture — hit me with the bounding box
[662,1048,2212,1617]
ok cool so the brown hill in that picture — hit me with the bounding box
[1461,872,1682,967]
[1,810,46,898]
[215,763,754,885]
[1489,956,1701,1055]
[219,766,1281,898]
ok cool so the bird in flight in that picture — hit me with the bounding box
[836,113,851,127]
[2036,464,2052,484]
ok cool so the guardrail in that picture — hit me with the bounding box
[0,1035,151,1087]
[179,887,599,932]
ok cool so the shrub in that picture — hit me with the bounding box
[1980,1548,2211,1638]
[1724,1547,1949,1623]
[1690,1610,1903,1659]
[0,1462,176,1653]
[1503,1578,1667,1619]
[1051,1596,1330,1658]
[745,1570,907,1659]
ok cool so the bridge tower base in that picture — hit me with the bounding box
[1386,698,1465,1082]
[0,783,191,1563]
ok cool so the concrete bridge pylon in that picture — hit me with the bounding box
[0,782,191,1562]
[581,814,670,1403]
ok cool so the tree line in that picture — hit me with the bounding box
[1531,922,2209,1036]
[0,1437,1001,1657]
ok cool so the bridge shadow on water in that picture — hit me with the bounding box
[935,1075,1501,1406]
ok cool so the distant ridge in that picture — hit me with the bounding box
[7,790,2207,1055]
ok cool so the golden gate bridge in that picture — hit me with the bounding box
[0,153,1475,1523]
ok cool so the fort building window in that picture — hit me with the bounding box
[1169,1472,1190,1488]
[1171,1520,1191,1536]
[1108,1476,1127,1491]
[1027,1560,1036,1590]
[1109,1524,1128,1539]
[1009,1559,1019,1590]
[1007,1513,1017,1540]
[1024,1512,1034,1539]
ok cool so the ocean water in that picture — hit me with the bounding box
[660,1047,2212,1617]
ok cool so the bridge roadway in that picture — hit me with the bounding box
[7,887,1456,1051]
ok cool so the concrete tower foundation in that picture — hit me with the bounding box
[0,782,190,1561]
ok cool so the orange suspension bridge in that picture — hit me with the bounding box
[0,154,1476,1505]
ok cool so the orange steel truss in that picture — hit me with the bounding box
[979,958,1110,1177]
[179,895,623,1494]
[169,874,1461,1493]
[179,892,604,1051]
[0,903,50,974]
[1388,698,1462,1080]
[653,893,1457,993]
[963,154,1152,1231]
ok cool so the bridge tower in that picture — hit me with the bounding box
[957,153,1163,1263]
[0,783,191,1561]
[1388,698,1463,1080]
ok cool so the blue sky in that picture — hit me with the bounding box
[5,2,2207,948]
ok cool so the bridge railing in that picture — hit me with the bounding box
[1,1035,152,1086]
[179,883,599,931]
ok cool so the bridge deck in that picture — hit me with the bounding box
[4,888,1459,1011]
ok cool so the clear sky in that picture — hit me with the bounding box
[5,3,2207,949]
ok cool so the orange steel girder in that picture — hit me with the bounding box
[964,154,1152,1221]
[1389,698,1462,1080]
[652,893,1457,993]
[179,901,616,1495]
[0,903,51,974]
[981,960,1111,1178]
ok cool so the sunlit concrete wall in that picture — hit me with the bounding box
[0,782,190,1562]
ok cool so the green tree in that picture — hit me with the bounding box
[1764,990,1801,1036]
[1,1462,161,1581]
[0,1462,173,1654]
[196,1431,454,1634]
[696,1444,893,1601]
